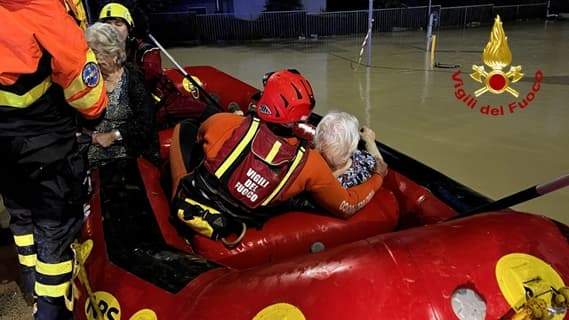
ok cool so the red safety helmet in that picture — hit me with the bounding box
[256,69,315,125]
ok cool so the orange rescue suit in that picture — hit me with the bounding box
[0,0,107,124]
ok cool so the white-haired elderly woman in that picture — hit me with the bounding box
[84,22,157,167]
[314,112,388,188]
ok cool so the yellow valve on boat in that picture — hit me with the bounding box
[497,254,567,320]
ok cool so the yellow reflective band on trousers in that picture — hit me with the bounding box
[13,234,34,247]
[261,146,306,206]
[18,254,37,267]
[35,281,70,298]
[215,118,261,178]
[65,49,104,110]
[0,77,52,108]
[36,259,73,276]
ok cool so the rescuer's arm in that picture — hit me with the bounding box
[36,3,107,119]
[304,151,384,219]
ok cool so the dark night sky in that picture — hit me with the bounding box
[95,0,567,14]
[327,0,563,10]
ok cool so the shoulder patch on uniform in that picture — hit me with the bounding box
[258,104,272,115]
[82,62,100,88]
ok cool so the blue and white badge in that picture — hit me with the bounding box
[258,104,272,115]
[82,62,100,88]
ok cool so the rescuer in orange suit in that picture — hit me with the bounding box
[0,0,107,318]
[169,70,387,241]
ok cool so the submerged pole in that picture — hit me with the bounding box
[426,0,433,51]
[365,66,371,126]
[367,0,373,66]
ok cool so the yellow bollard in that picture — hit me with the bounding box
[430,35,437,68]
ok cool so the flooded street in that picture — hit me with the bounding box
[167,21,569,223]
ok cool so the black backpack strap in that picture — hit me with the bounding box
[178,119,203,173]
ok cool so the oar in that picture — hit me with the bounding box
[148,34,223,112]
[463,174,569,215]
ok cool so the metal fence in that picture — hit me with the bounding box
[439,3,547,28]
[149,3,548,42]
[307,6,434,36]
[439,4,494,28]
[493,3,548,21]
[196,11,308,41]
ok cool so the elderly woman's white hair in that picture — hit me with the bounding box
[85,22,126,65]
[314,111,360,169]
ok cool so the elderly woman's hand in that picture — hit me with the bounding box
[93,132,116,148]
[360,126,376,143]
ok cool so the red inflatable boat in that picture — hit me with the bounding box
[72,66,569,320]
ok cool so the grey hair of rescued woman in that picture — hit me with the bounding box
[314,111,360,169]
[85,22,126,66]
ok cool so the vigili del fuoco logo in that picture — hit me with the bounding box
[451,15,543,116]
